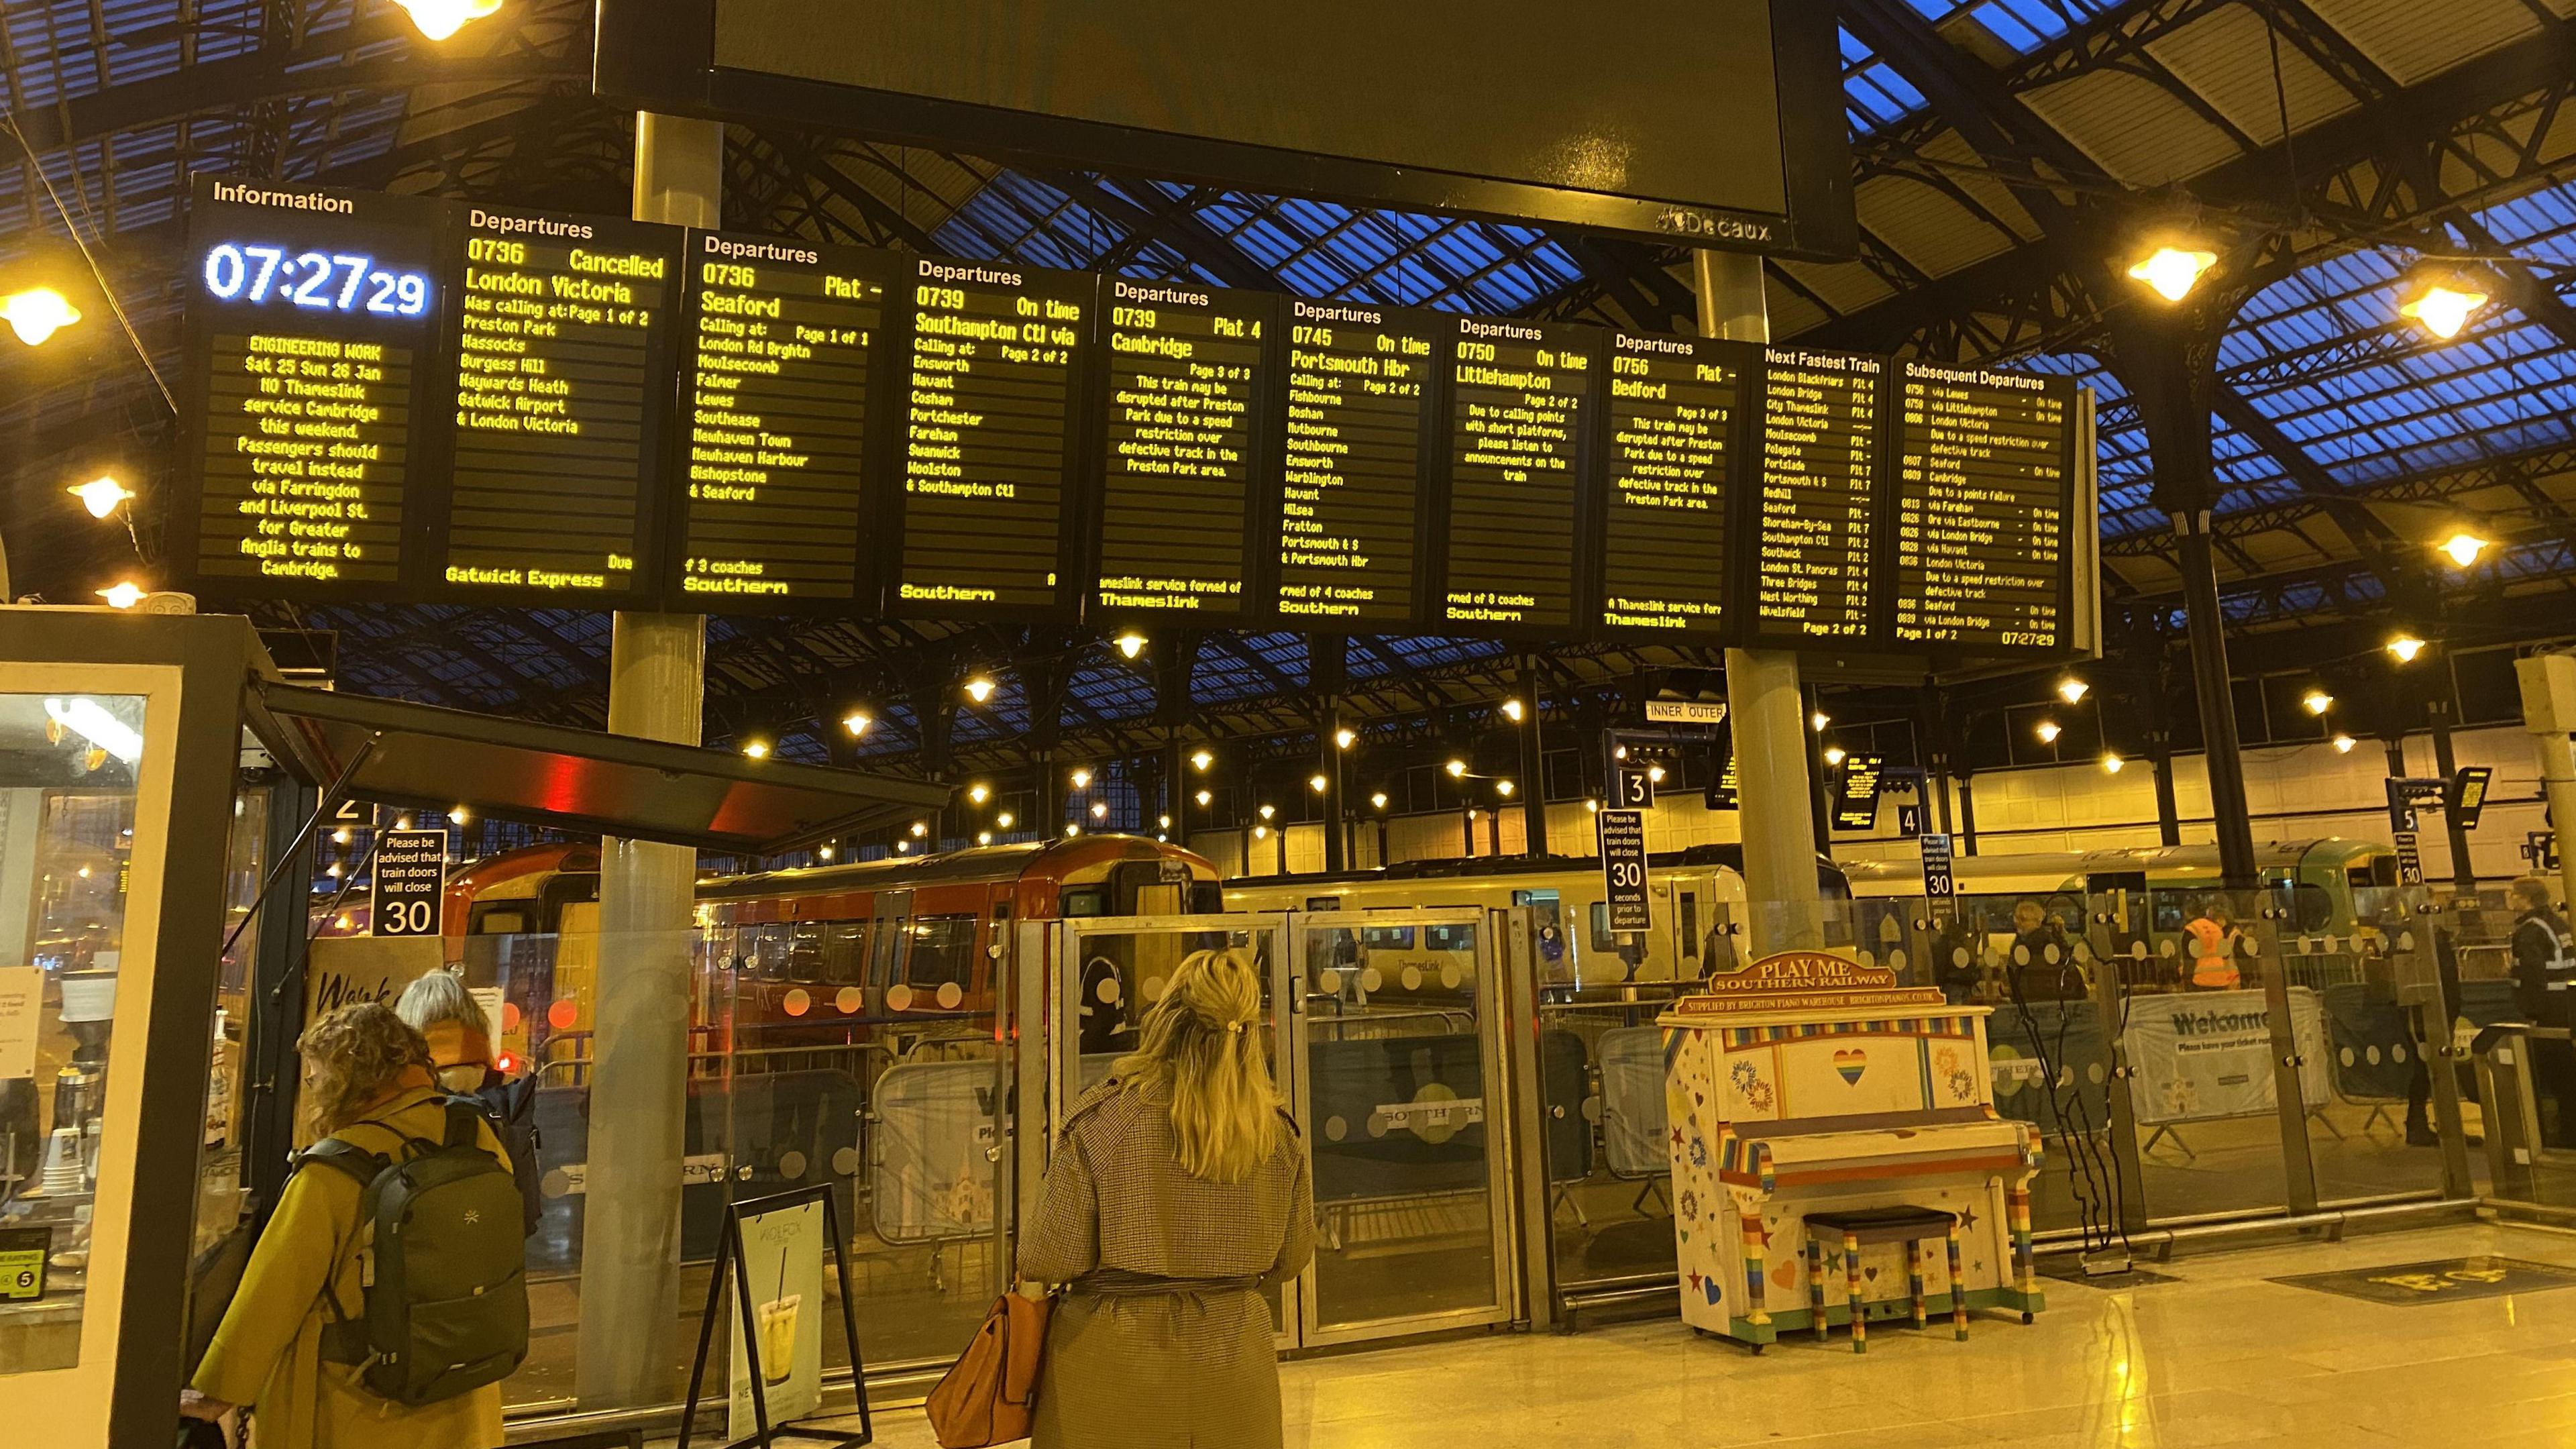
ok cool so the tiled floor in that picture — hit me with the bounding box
[760,1222,2576,1448]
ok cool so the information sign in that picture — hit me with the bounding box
[1644,699,1727,725]
[371,828,449,937]
[1890,362,2076,652]
[1745,347,1882,645]
[2387,777,2446,835]
[1896,801,1924,838]
[1921,831,1955,899]
[2451,765,2495,830]
[1275,300,1438,625]
[178,178,441,596]
[1440,318,1598,630]
[671,231,890,608]
[888,257,1090,616]
[2394,831,2425,887]
[1597,808,1650,932]
[0,1226,48,1302]
[1615,763,1655,810]
[1092,279,1276,619]
[1600,332,1748,635]
[1831,753,1886,831]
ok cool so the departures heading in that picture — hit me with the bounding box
[174,178,2088,659]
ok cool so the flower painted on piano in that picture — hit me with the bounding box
[1688,1137,1709,1169]
[1947,1068,1976,1101]
[1678,1189,1699,1222]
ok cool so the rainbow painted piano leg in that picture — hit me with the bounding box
[2006,1185,2039,1322]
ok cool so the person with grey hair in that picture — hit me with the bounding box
[394,970,543,1236]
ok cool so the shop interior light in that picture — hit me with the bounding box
[392,0,503,42]
[1811,710,1831,732]
[996,812,1016,829]
[1445,758,1467,778]
[1114,631,1147,660]
[963,674,998,704]
[2036,720,2063,744]
[1334,727,1357,750]
[68,476,133,519]
[1190,748,1214,771]
[2302,689,2334,716]
[1258,803,1276,820]
[44,696,142,763]
[2333,734,2358,753]
[1069,767,1092,790]
[1,287,80,346]
[2437,531,2491,567]
[2101,753,2126,774]
[1371,792,1390,810]
[2386,634,2428,663]
[1309,773,1329,794]
[2057,677,2089,704]
[1500,698,1525,722]
[909,820,928,837]
[1646,763,1667,784]
[96,581,145,609]
[2126,245,2218,303]
[2398,265,2491,341]
[1823,746,1847,767]
[1195,790,1213,807]
[967,782,991,804]
[1090,801,1108,820]
[741,739,769,760]
[1495,779,1516,797]
[842,709,871,737]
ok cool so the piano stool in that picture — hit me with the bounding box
[1801,1206,1972,1354]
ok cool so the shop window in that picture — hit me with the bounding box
[908,914,979,991]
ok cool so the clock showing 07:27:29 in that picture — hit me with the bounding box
[200,241,431,317]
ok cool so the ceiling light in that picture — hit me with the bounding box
[96,582,145,609]
[68,476,133,519]
[393,0,504,41]
[1091,801,1108,819]
[2127,246,2218,303]
[1811,710,1830,732]
[2437,531,2491,568]
[1158,814,1171,828]
[0,287,80,346]
[2333,734,2357,753]
[896,839,910,853]
[842,709,871,736]
[1252,824,1269,840]
[1334,727,1357,750]
[1195,790,1212,807]
[963,674,997,704]
[977,831,993,845]
[2101,753,2125,774]
[2302,689,2334,716]
[2057,677,2089,704]
[1585,798,1599,813]
[909,820,928,838]
[395,816,413,830]
[1114,631,1147,660]
[1069,767,1092,790]
[1613,745,1628,761]
[1646,764,1667,784]
[1190,749,1214,771]
[1495,778,1516,797]
[1309,773,1329,794]
[44,697,142,763]
[1258,803,1276,820]
[2398,264,2491,341]
[447,806,467,824]
[818,843,835,859]
[741,739,769,760]
[967,782,990,804]
[326,863,343,879]
[1371,792,1389,810]
[332,828,351,845]
[2386,635,2427,663]
[1823,746,1847,766]
[1500,698,1525,722]
[2036,720,2062,744]
[1065,823,1081,838]
[996,811,1016,828]
[1445,758,1467,778]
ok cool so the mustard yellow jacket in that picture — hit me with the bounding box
[193,1087,507,1449]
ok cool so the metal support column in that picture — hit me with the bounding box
[1697,247,1821,951]
[2169,511,2258,890]
[2518,653,2576,910]
[2424,669,2479,895]
[576,111,717,1412]
[1517,658,1548,857]
[1315,635,1349,872]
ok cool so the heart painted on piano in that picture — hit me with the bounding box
[1705,1277,1723,1305]
[1771,1260,1800,1290]
[1831,1048,1868,1085]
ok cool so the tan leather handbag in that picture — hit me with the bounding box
[925,1291,1052,1448]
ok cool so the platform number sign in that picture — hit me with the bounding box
[1896,802,1924,839]
[1615,763,1654,810]
[371,828,448,936]
[1597,808,1651,934]
[2393,831,2426,888]
[1920,832,1955,900]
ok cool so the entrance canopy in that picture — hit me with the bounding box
[249,680,949,855]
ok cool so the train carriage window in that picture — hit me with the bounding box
[1426,925,1476,953]
[1362,926,1415,951]
[908,914,978,991]
[470,904,529,935]
[1678,890,1700,962]
[2282,882,2334,934]
[819,921,867,985]
[1591,902,1618,952]
[1061,887,1109,918]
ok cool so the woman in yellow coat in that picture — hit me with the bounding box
[1018,949,1315,1449]
[180,1002,509,1449]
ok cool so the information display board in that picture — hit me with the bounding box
[1890,362,2075,653]
[176,178,443,596]
[1275,300,1440,626]
[1743,347,1884,646]
[671,231,892,608]
[1439,318,1599,631]
[888,257,1090,617]
[433,205,684,600]
[1091,278,1277,619]
[1601,332,1750,635]
[1831,753,1885,831]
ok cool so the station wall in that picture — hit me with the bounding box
[1189,721,2563,887]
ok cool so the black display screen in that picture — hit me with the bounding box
[1890,362,2077,653]
[671,231,890,608]
[1440,319,1599,631]
[176,178,441,596]
[433,205,682,599]
[1091,278,1275,619]
[889,257,1089,616]
[1745,347,1884,645]
[1601,332,1750,635]
[1275,299,1439,627]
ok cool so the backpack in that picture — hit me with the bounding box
[460,1071,544,1237]
[297,1097,530,1405]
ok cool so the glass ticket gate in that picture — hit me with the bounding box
[1022,910,1520,1349]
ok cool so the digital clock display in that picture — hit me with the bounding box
[200,242,431,317]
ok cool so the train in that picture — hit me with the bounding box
[1839,837,2404,939]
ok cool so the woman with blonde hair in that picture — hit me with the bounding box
[1018,948,1313,1448]
[180,1002,511,1449]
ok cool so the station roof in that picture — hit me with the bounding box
[3,0,2573,790]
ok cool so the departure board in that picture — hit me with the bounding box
[890,258,1089,616]
[672,231,890,608]
[1440,318,1599,630]
[1745,347,1884,645]
[1093,279,1275,617]
[1601,332,1750,635]
[177,179,442,596]
[1891,362,2076,653]
[435,205,682,598]
[1276,300,1439,626]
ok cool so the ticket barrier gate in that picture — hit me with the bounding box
[1016,910,1541,1349]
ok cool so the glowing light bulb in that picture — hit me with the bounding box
[2127,246,2217,303]
[0,288,80,345]
[2302,689,2333,716]
[1500,698,1525,722]
[1811,711,1831,732]
[1585,798,1599,813]
[447,806,468,824]
[843,710,872,736]
[2438,532,2491,567]
[1823,746,1847,766]
[742,740,769,760]
[996,812,1016,829]
[2400,280,2489,341]
[1309,773,1329,794]
[2333,734,2357,753]
[1258,804,1276,820]
[1158,814,1172,828]
[1194,790,1212,808]
[1252,825,1269,840]
[1371,792,1389,810]
[1091,801,1108,820]
[96,581,145,608]
[2036,720,2062,744]
[1114,631,1147,660]
[818,844,835,859]
[963,675,997,704]
[1065,823,1081,838]
[1445,759,1467,778]
[332,828,352,845]
[2057,677,2089,704]
[1495,779,1516,797]
[977,831,993,845]
[909,820,928,838]
[68,476,133,518]
[392,0,504,42]
[967,782,991,804]
[2101,753,2125,774]
[1069,767,1092,790]
[1646,764,1667,784]
[2386,635,2427,663]
[1334,727,1356,750]
[1190,749,1214,771]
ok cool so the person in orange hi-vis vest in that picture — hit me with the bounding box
[2184,904,2242,989]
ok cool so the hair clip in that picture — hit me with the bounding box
[1224,1019,1245,1034]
